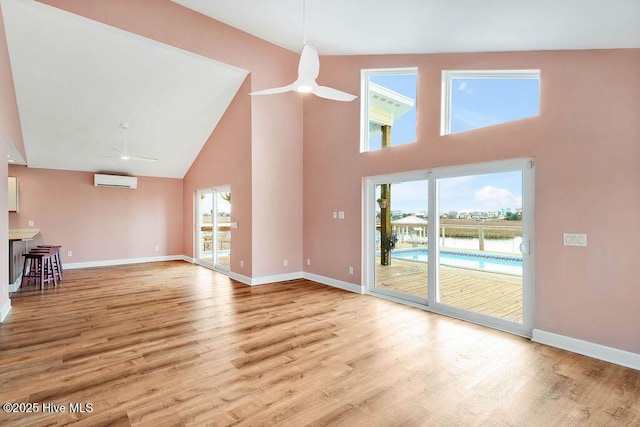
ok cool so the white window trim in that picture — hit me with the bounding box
[440,69,541,136]
[360,67,418,153]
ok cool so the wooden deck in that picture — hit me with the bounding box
[376,258,522,322]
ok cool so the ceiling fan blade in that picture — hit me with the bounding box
[313,85,358,102]
[250,84,294,96]
[130,155,158,162]
[299,44,319,81]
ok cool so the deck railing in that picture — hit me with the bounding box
[200,230,230,252]
[382,222,522,253]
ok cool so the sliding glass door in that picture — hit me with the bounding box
[196,189,214,267]
[195,186,231,272]
[371,176,429,305]
[365,159,534,336]
[213,187,231,272]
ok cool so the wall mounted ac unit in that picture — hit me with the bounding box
[94,174,137,189]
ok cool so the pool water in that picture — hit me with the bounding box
[391,248,522,276]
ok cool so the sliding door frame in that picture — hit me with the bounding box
[363,158,535,337]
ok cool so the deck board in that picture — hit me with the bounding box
[375,258,522,323]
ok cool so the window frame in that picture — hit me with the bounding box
[440,69,541,136]
[360,67,418,153]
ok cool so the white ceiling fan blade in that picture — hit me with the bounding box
[130,155,158,162]
[298,44,319,81]
[250,84,294,96]
[312,85,357,102]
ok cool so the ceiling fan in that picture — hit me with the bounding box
[249,0,357,102]
[103,122,158,162]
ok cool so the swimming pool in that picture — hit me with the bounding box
[391,248,522,276]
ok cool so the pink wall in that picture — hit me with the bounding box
[250,94,303,277]
[8,166,183,263]
[303,49,640,353]
[0,5,24,159]
[0,5,19,317]
[183,78,253,276]
[0,140,7,317]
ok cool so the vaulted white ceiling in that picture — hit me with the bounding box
[2,0,247,178]
[172,0,640,55]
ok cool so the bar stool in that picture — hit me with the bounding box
[22,252,57,289]
[30,247,62,283]
[36,245,63,281]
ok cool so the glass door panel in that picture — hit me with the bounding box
[214,188,231,271]
[373,179,429,304]
[196,190,214,266]
[436,171,524,323]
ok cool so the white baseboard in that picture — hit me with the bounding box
[65,255,187,270]
[303,272,363,294]
[228,271,252,285]
[8,275,22,293]
[249,272,304,286]
[0,298,12,322]
[532,329,640,371]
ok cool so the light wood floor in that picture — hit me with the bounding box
[1,261,638,426]
[376,259,523,322]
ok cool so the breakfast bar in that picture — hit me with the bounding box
[8,228,39,291]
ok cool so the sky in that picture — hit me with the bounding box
[371,73,538,213]
[368,73,417,149]
[198,191,231,216]
[376,171,522,214]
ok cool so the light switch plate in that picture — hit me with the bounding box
[338,211,345,219]
[563,233,587,247]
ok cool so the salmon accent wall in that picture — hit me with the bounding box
[0,5,24,159]
[303,49,640,353]
[183,77,253,276]
[0,5,18,318]
[0,141,8,318]
[250,95,303,277]
[8,166,183,263]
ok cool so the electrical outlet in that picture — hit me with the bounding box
[28,220,34,227]
[67,251,72,257]
[154,246,159,252]
[284,259,288,267]
[338,211,345,219]
[240,260,244,268]
[349,266,354,275]
[307,258,311,266]
[563,233,587,247]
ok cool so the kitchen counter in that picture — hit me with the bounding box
[9,228,40,241]
[8,229,40,290]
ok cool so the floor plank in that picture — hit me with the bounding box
[0,261,637,426]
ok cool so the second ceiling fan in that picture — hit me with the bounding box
[250,0,357,102]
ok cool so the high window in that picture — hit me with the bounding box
[361,68,417,152]
[441,70,540,135]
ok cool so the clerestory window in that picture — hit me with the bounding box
[361,68,418,152]
[441,70,540,135]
